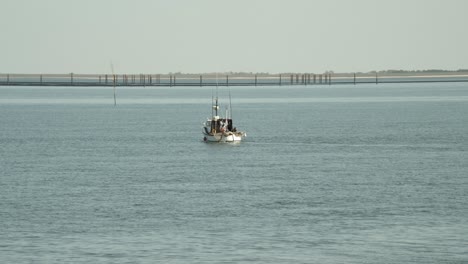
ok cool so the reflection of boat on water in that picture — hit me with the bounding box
[202,87,246,143]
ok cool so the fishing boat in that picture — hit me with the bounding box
[202,88,246,143]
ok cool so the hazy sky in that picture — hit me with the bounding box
[1,0,468,74]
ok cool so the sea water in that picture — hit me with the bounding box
[1,83,467,263]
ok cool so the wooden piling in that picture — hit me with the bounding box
[200,75,202,87]
[279,74,282,86]
[290,75,293,85]
[226,75,229,86]
[71,73,73,85]
[329,73,331,85]
[6,74,9,84]
[40,74,43,85]
[354,73,356,85]
[376,72,378,84]
[255,74,257,86]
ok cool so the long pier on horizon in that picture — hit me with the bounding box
[1,73,468,87]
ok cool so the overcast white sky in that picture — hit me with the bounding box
[1,0,467,74]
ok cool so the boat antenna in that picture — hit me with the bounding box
[216,72,219,100]
[228,87,232,120]
[215,72,219,116]
[211,86,214,117]
[110,61,116,106]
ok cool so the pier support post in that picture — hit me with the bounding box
[226,75,229,86]
[255,74,257,86]
[71,73,73,85]
[279,74,282,86]
[354,73,356,85]
[40,74,43,85]
[290,74,293,85]
[376,73,378,84]
[329,73,331,85]
[174,75,176,86]
[7,74,9,84]
[313,74,316,84]
[200,75,202,87]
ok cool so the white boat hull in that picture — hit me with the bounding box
[203,132,246,143]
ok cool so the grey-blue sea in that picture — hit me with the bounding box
[1,83,467,263]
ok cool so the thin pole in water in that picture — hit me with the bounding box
[113,75,116,106]
[110,62,116,106]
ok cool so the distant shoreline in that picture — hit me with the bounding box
[1,69,468,77]
[2,69,468,87]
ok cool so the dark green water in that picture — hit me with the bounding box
[1,83,467,263]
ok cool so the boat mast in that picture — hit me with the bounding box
[228,87,232,120]
[215,72,219,117]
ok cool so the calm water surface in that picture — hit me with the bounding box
[1,83,467,263]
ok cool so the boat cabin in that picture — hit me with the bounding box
[205,118,236,134]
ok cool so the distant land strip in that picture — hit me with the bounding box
[1,71,468,87]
